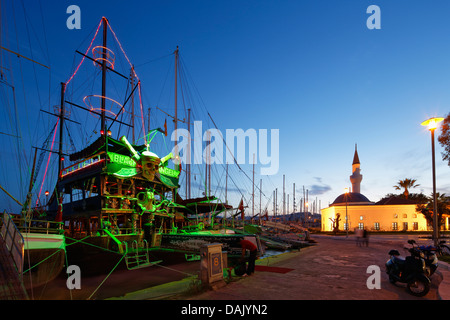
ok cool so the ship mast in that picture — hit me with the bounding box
[174,46,179,165]
[187,108,191,198]
[101,17,108,133]
[58,82,66,176]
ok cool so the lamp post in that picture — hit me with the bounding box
[421,117,444,246]
[344,187,349,238]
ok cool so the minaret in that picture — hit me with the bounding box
[350,144,362,193]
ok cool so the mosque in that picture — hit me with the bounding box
[320,146,429,232]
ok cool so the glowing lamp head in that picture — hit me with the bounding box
[344,187,349,194]
[421,117,444,131]
[45,190,49,196]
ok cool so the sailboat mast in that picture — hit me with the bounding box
[101,17,108,133]
[259,179,262,224]
[275,188,277,216]
[58,82,66,177]
[130,66,135,142]
[225,163,228,204]
[174,46,179,159]
[293,183,296,212]
[273,190,275,216]
[283,174,285,218]
[205,130,210,197]
[252,153,255,219]
[207,131,211,196]
[187,108,191,198]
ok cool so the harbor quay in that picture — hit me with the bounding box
[5,233,449,302]
[178,234,448,301]
[92,234,450,302]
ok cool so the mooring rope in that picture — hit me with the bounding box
[87,252,127,300]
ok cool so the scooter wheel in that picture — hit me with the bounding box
[407,279,430,297]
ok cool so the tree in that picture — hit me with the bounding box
[394,178,420,199]
[415,193,450,231]
[380,192,428,204]
[438,112,450,166]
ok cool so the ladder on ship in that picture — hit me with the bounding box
[122,239,162,270]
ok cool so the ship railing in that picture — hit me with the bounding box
[61,152,105,178]
[0,211,25,277]
[13,218,64,235]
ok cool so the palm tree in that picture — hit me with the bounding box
[394,178,420,199]
[415,193,450,231]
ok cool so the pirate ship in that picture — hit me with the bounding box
[42,17,262,272]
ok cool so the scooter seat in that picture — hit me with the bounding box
[393,256,405,264]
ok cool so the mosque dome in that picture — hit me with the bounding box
[331,192,372,206]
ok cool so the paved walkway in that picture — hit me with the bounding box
[114,234,450,301]
[183,235,445,300]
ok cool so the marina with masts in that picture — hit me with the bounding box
[0,13,317,300]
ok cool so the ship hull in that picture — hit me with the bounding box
[22,233,65,289]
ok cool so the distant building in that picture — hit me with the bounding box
[320,146,429,232]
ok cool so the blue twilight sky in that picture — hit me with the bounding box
[1,0,450,215]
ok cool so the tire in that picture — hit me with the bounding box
[407,278,430,297]
[441,245,450,256]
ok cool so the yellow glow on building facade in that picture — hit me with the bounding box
[320,145,431,232]
[321,202,429,232]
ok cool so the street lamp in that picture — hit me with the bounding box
[421,117,444,245]
[344,187,349,238]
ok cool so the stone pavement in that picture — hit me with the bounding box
[111,234,450,301]
[184,235,446,300]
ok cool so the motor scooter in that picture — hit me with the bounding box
[413,240,439,277]
[385,240,431,297]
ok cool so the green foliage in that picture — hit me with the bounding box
[438,113,450,166]
[415,193,450,229]
[393,178,420,199]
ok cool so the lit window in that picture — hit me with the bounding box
[392,222,398,231]
[374,222,380,230]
